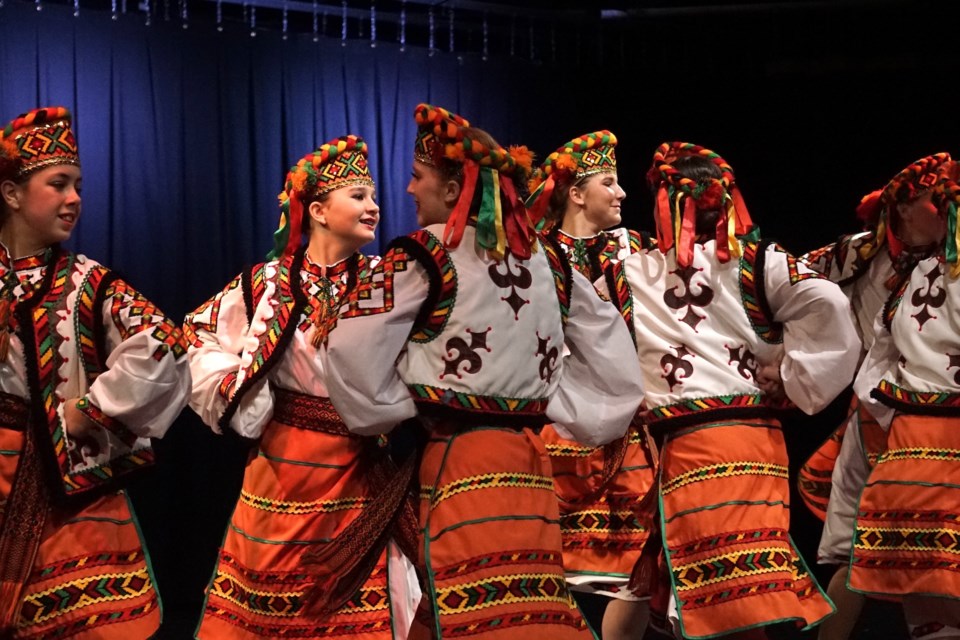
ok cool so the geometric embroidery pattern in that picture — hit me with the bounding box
[239,490,370,515]
[772,243,827,285]
[672,546,794,591]
[873,379,960,411]
[560,509,646,543]
[645,393,764,424]
[661,461,788,496]
[407,383,549,418]
[435,573,572,615]
[878,447,960,464]
[19,568,154,625]
[443,609,587,638]
[408,230,457,343]
[739,242,784,344]
[430,550,564,581]
[543,441,596,458]
[427,472,554,508]
[183,274,241,346]
[106,279,187,361]
[339,246,407,321]
[854,525,960,554]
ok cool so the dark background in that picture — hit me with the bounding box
[2,0,957,636]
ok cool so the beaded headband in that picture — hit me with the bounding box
[648,141,753,267]
[525,130,618,226]
[412,103,537,260]
[268,135,375,260]
[855,152,951,262]
[0,107,79,180]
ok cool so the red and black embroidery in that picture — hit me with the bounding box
[664,264,714,331]
[726,344,759,381]
[661,344,695,391]
[535,331,559,384]
[440,328,492,380]
[604,261,636,348]
[910,263,946,330]
[488,254,532,319]
[771,243,827,285]
[739,241,784,344]
[390,231,455,343]
[540,235,572,325]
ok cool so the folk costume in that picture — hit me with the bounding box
[321,104,644,640]
[600,142,860,639]
[848,160,960,632]
[526,131,657,601]
[184,136,419,640]
[0,107,190,638]
[796,154,949,566]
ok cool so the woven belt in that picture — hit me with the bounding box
[271,388,351,436]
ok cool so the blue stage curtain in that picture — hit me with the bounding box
[0,2,554,319]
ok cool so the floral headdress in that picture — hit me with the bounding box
[647,141,753,267]
[413,103,536,260]
[525,130,618,227]
[0,106,79,180]
[268,135,375,260]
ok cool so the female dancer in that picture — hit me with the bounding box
[184,135,418,639]
[527,131,655,640]
[0,106,190,638]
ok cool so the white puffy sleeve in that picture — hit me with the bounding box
[83,278,191,439]
[321,246,426,436]
[762,243,861,414]
[546,268,644,446]
[181,272,254,433]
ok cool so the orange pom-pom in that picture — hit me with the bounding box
[553,153,576,173]
[528,174,544,193]
[290,170,310,193]
[508,145,535,173]
[445,144,466,162]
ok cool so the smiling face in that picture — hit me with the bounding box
[311,184,380,251]
[568,171,626,233]
[1,164,82,251]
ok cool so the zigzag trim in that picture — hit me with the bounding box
[434,573,573,614]
[739,241,783,344]
[540,234,571,326]
[408,383,550,427]
[431,549,564,581]
[872,380,960,416]
[20,568,154,624]
[661,461,788,496]
[605,261,636,348]
[442,609,588,637]
[427,472,554,507]
[396,230,457,343]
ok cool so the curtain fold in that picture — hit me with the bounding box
[0,2,549,318]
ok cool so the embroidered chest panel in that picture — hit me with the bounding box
[397,228,566,406]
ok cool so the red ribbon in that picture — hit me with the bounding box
[443,161,479,249]
[500,177,532,260]
[677,196,698,267]
[730,186,753,235]
[655,186,674,251]
[285,192,305,258]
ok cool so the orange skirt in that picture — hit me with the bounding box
[659,418,833,639]
[196,392,397,639]
[418,424,592,640]
[849,413,960,599]
[0,394,160,640]
[541,424,655,598]
[799,396,887,521]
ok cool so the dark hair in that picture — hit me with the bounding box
[545,174,592,226]
[300,189,331,235]
[673,155,723,235]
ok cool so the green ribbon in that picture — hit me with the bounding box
[475,167,498,251]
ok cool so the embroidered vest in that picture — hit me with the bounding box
[392,226,569,426]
